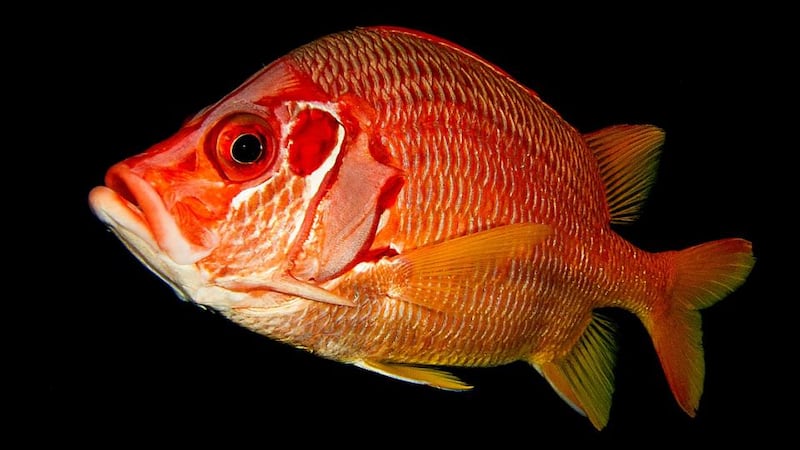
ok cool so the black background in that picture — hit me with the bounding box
[31,4,788,446]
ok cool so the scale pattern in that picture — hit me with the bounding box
[228,28,664,366]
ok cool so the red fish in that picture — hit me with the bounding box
[88,26,754,428]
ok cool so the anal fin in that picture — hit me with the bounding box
[354,360,472,391]
[532,314,617,430]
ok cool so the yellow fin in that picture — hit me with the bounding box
[390,223,552,312]
[583,124,664,224]
[646,238,754,416]
[533,314,617,430]
[354,360,472,391]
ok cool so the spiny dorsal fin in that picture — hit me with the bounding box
[388,223,552,312]
[533,314,617,430]
[583,124,664,224]
[354,360,472,391]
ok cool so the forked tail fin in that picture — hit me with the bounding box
[645,238,754,416]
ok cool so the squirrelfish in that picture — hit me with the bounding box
[89,27,754,428]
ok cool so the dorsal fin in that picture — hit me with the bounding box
[583,125,664,224]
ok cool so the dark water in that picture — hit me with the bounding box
[36,5,785,445]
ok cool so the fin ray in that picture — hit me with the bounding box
[533,313,617,430]
[389,223,552,312]
[583,124,664,223]
[646,238,754,415]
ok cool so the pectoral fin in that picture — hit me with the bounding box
[355,360,472,391]
[389,223,552,312]
[531,314,617,430]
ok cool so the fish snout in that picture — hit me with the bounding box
[92,163,217,265]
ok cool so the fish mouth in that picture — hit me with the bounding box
[89,164,214,265]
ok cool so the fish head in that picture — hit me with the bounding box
[89,57,403,312]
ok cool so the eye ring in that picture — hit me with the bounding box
[211,113,278,182]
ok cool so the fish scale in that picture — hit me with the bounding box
[291,29,608,246]
[239,240,586,366]
[90,26,754,429]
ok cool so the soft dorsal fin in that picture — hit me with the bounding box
[531,314,617,430]
[583,124,664,224]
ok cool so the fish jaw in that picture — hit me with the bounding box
[91,164,217,265]
[88,184,207,302]
[88,182,299,311]
[88,146,222,303]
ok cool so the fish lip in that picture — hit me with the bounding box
[90,185,157,250]
[89,165,216,265]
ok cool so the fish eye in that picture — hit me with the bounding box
[230,133,264,164]
[212,113,278,182]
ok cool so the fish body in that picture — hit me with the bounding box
[89,27,754,428]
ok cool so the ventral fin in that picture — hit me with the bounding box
[533,313,617,430]
[583,124,664,224]
[389,223,552,312]
[354,360,472,391]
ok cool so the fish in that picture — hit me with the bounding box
[88,26,754,429]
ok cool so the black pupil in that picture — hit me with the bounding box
[231,134,263,164]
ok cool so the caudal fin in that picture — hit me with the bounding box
[646,238,754,416]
